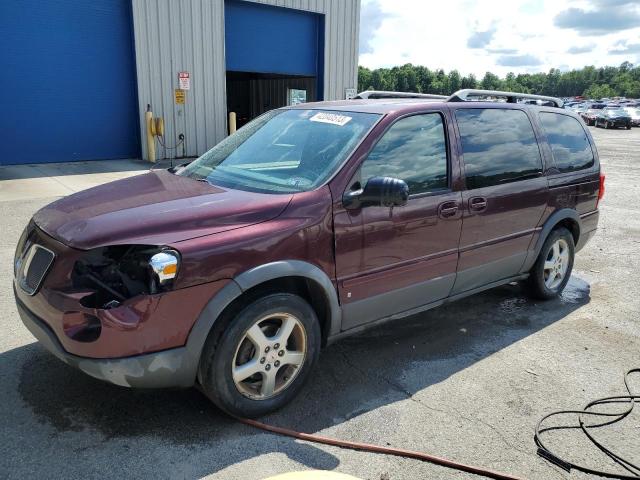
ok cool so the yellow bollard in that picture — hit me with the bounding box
[229,111,237,135]
[146,104,156,163]
[155,117,165,137]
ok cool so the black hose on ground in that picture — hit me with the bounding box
[535,368,639,479]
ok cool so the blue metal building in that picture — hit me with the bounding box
[0,0,360,165]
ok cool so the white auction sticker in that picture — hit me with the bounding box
[310,112,352,126]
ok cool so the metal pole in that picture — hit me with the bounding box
[146,104,156,163]
[229,111,237,135]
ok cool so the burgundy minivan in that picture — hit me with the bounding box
[14,90,603,417]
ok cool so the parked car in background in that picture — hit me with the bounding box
[581,109,600,126]
[623,107,640,126]
[14,89,604,417]
[595,108,632,129]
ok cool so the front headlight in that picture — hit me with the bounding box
[149,250,180,287]
[72,245,181,309]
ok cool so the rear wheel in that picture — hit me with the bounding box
[525,227,575,300]
[198,293,321,417]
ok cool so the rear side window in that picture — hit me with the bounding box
[455,108,543,189]
[361,113,448,195]
[538,112,594,173]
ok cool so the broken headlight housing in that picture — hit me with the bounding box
[72,245,181,308]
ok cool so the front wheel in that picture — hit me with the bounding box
[525,227,575,300]
[198,293,321,417]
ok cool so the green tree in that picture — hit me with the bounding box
[584,84,616,99]
[356,62,639,98]
[358,66,373,92]
[480,72,502,90]
[448,70,462,93]
[415,66,433,93]
[461,74,477,89]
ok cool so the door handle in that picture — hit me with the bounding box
[438,201,459,219]
[469,197,488,212]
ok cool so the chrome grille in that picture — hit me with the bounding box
[18,245,55,295]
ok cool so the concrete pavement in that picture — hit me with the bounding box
[1,131,639,480]
[0,158,174,201]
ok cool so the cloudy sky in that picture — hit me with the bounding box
[359,0,640,76]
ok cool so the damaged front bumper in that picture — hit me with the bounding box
[13,225,231,388]
[16,288,197,388]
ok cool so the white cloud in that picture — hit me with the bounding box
[359,0,640,77]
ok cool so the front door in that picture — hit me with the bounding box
[333,111,463,331]
[451,107,549,294]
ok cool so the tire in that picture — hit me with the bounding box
[604,121,609,129]
[626,124,631,130]
[198,293,321,418]
[525,227,575,300]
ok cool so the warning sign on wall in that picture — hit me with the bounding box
[175,89,185,104]
[178,71,190,90]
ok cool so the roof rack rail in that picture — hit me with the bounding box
[354,90,448,100]
[447,89,564,108]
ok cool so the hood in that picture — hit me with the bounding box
[33,170,292,249]
[605,112,630,119]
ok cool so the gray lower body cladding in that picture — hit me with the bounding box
[15,292,196,389]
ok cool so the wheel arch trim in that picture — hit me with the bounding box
[183,261,341,383]
[521,208,581,272]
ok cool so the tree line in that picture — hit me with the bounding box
[358,62,640,99]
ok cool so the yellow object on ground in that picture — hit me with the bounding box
[263,471,362,480]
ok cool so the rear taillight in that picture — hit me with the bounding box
[597,173,605,208]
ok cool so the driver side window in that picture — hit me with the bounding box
[361,113,448,195]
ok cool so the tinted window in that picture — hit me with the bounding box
[455,108,543,189]
[361,113,448,195]
[539,113,594,173]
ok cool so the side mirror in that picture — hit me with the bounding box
[343,176,409,210]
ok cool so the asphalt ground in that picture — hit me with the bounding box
[0,127,639,480]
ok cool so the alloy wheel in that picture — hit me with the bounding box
[543,238,570,290]
[232,312,307,400]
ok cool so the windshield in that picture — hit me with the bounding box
[177,109,381,193]
[605,108,625,115]
[625,107,639,116]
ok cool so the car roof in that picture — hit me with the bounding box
[286,98,563,115]
[286,98,447,114]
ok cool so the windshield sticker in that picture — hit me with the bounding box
[310,112,352,126]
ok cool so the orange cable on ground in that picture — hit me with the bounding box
[236,416,525,480]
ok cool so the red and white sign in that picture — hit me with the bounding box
[178,71,190,90]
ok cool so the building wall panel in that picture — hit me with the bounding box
[133,0,359,160]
